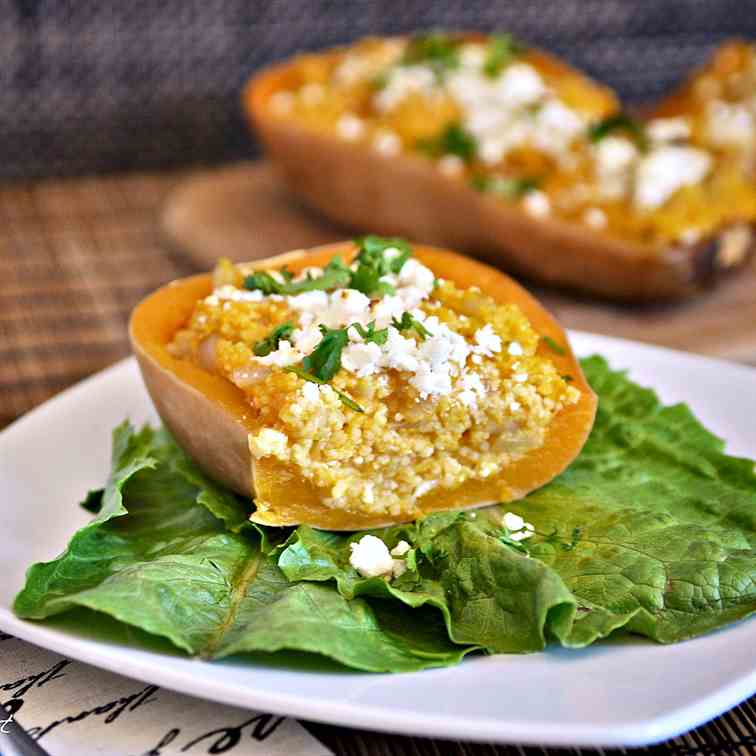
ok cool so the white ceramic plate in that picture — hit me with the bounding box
[1,332,755,748]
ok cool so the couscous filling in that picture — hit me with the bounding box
[169,238,580,518]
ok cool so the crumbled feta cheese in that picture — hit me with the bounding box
[438,154,465,176]
[509,400,522,412]
[301,381,323,403]
[507,340,524,356]
[373,129,402,156]
[253,339,301,367]
[382,328,420,371]
[446,61,583,166]
[325,289,372,327]
[373,64,437,112]
[510,530,534,542]
[288,290,329,314]
[522,190,551,219]
[249,428,289,460]
[395,285,429,311]
[503,512,525,531]
[634,146,712,210]
[458,371,487,408]
[336,113,365,141]
[594,137,638,200]
[397,258,436,292]
[410,363,453,397]
[419,319,471,368]
[342,341,383,377]
[349,535,395,578]
[473,324,502,356]
[583,207,608,229]
[532,100,585,157]
[214,285,264,302]
[391,540,412,556]
[292,325,323,355]
[503,511,535,541]
[646,117,691,143]
[372,294,410,329]
[513,372,529,383]
[496,63,547,109]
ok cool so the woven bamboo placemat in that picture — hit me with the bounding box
[1,170,756,755]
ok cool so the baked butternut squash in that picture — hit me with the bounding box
[129,240,596,530]
[243,33,755,300]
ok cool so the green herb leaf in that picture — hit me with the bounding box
[349,236,412,296]
[471,174,541,199]
[253,322,295,357]
[351,321,389,346]
[301,325,349,381]
[418,123,478,162]
[242,271,282,295]
[588,112,648,149]
[401,32,460,73]
[244,257,351,296]
[483,33,526,77]
[391,312,432,340]
[541,335,566,355]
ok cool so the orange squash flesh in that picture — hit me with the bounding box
[130,243,597,530]
[243,41,754,301]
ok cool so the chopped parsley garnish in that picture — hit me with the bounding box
[351,321,389,346]
[301,325,349,382]
[418,123,478,162]
[541,335,566,355]
[483,33,526,77]
[244,257,351,296]
[241,270,283,295]
[349,235,412,296]
[587,113,648,150]
[401,32,460,73]
[471,174,541,199]
[253,322,294,357]
[285,325,364,412]
[371,71,390,90]
[244,236,413,300]
[392,312,432,340]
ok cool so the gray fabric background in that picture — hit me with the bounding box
[2,0,755,179]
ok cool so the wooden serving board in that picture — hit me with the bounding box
[161,161,756,365]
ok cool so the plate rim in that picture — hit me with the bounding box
[2,332,755,747]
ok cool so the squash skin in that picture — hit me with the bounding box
[243,44,754,302]
[130,243,597,530]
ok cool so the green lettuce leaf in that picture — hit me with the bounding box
[13,356,756,671]
[277,356,756,648]
[13,423,470,672]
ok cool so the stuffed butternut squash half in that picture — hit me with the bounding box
[244,33,755,300]
[130,238,596,529]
